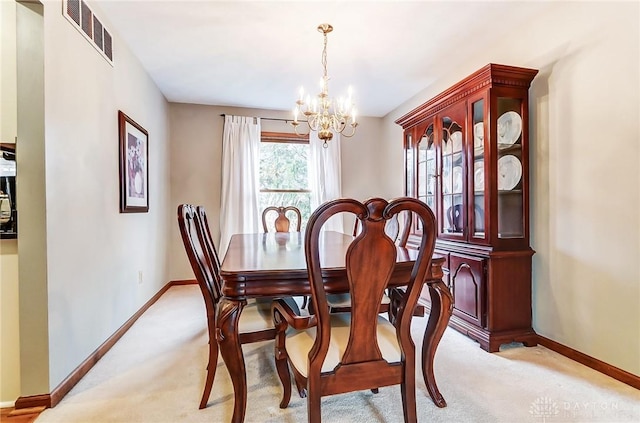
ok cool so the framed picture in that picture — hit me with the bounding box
[118,111,149,213]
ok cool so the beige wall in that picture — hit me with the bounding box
[0,240,20,406]
[1,0,17,143]
[0,0,20,406]
[16,0,47,397]
[382,1,640,375]
[38,0,171,391]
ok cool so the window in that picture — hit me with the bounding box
[259,132,311,230]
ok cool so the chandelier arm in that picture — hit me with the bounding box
[292,122,311,138]
[339,124,359,138]
[329,115,344,133]
[307,114,320,132]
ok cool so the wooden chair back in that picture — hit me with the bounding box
[196,205,221,276]
[177,204,222,313]
[262,206,302,232]
[304,197,437,402]
[397,210,413,247]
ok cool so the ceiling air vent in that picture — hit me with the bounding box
[62,0,113,65]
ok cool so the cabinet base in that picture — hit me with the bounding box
[448,314,537,352]
[420,299,537,353]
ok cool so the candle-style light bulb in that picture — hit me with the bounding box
[298,87,304,102]
[293,107,299,123]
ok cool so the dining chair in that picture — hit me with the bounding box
[262,205,310,309]
[262,205,302,233]
[272,197,437,423]
[177,204,279,409]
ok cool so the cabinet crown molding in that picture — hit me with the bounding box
[395,63,538,129]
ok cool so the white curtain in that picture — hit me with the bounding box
[308,131,344,233]
[219,115,261,256]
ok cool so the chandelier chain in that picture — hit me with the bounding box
[321,31,328,83]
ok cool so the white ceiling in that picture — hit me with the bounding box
[96,1,555,117]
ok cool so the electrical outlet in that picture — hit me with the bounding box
[138,270,143,284]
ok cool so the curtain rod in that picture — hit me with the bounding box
[219,114,307,123]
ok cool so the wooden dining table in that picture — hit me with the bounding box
[218,230,453,423]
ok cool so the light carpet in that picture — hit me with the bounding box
[35,285,640,423]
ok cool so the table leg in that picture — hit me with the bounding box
[217,298,246,423]
[421,280,453,408]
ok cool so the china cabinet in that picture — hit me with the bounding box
[396,64,538,352]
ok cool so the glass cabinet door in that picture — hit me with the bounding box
[416,123,436,233]
[404,130,414,198]
[417,124,436,211]
[471,98,486,239]
[439,105,466,238]
[496,97,525,238]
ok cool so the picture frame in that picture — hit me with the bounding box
[118,111,149,213]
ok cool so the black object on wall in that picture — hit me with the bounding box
[0,145,17,239]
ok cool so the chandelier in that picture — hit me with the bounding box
[291,23,358,146]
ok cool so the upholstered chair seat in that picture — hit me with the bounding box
[285,313,400,377]
[238,299,275,332]
[325,292,391,313]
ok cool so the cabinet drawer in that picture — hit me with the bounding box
[449,254,486,327]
